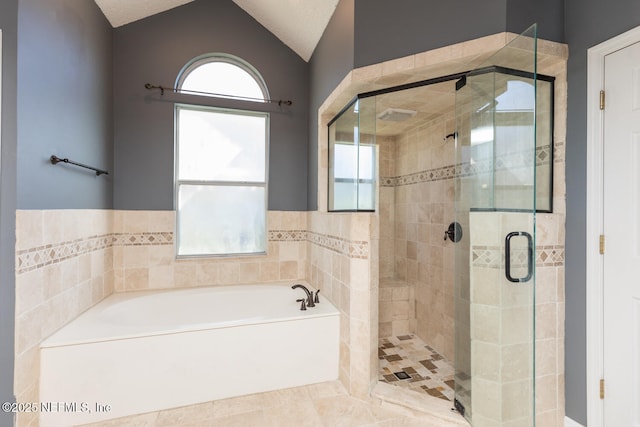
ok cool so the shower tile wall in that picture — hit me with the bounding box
[379,111,457,362]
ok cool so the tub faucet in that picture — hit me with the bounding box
[291,284,315,308]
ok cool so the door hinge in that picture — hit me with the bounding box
[599,234,605,254]
[600,90,605,110]
[600,379,605,399]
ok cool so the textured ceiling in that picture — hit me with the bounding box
[231,0,339,61]
[93,0,339,61]
[93,0,195,28]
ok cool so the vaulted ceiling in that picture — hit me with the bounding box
[92,0,340,61]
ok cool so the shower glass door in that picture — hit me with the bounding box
[454,25,538,426]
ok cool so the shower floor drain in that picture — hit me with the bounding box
[393,371,411,380]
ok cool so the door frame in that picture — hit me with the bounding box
[586,24,640,427]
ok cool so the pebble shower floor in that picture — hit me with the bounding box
[378,334,455,401]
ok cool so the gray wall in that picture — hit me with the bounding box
[353,0,507,68]
[506,0,564,43]
[113,0,309,211]
[307,0,563,209]
[0,1,18,423]
[17,0,113,209]
[307,0,355,210]
[564,1,640,424]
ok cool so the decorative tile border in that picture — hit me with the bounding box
[535,245,565,266]
[112,232,174,246]
[16,228,369,274]
[16,235,113,274]
[307,231,369,259]
[268,230,307,241]
[472,244,565,269]
[381,145,553,187]
[15,232,174,274]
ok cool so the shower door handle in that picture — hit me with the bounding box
[505,231,533,283]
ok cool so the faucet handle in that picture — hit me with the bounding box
[314,289,320,304]
[296,298,307,311]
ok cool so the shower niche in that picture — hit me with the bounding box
[328,25,553,427]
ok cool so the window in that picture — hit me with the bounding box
[175,54,269,257]
[328,98,377,212]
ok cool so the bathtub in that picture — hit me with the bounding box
[39,283,340,426]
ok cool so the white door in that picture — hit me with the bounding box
[603,40,640,427]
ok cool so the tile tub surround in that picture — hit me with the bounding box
[317,33,567,425]
[15,209,115,427]
[112,210,308,291]
[13,209,309,427]
[307,211,378,399]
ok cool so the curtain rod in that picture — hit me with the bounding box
[50,155,109,176]
[144,83,293,106]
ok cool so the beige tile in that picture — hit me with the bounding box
[212,393,266,418]
[148,210,175,233]
[536,302,558,340]
[123,246,149,268]
[536,338,558,377]
[15,268,44,316]
[124,268,149,291]
[279,260,298,280]
[78,253,92,283]
[238,262,260,283]
[263,399,323,427]
[13,344,39,397]
[259,261,279,282]
[16,210,43,251]
[122,210,149,233]
[16,306,44,356]
[305,381,348,400]
[471,341,500,382]
[472,377,501,420]
[262,385,311,407]
[77,279,94,312]
[313,395,377,427]
[196,263,219,286]
[502,379,534,421]
[42,210,66,246]
[80,412,158,426]
[154,401,215,425]
[148,245,174,267]
[91,276,105,303]
[148,266,175,289]
[208,409,266,427]
[174,262,196,288]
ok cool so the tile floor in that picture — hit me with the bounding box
[378,334,455,401]
[80,380,458,427]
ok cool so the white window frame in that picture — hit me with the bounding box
[174,54,270,258]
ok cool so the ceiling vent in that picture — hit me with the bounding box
[377,108,417,122]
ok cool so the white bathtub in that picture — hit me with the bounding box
[39,283,340,426]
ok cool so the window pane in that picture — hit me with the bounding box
[178,107,267,182]
[177,185,266,256]
[181,62,265,101]
[334,143,358,179]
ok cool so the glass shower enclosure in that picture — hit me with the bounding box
[454,25,551,426]
[327,24,553,427]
